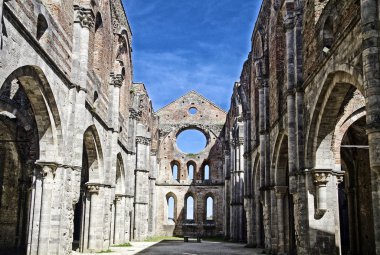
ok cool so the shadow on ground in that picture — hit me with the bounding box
[135,240,263,255]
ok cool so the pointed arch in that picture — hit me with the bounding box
[82,125,104,182]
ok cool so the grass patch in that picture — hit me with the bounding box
[144,236,182,242]
[112,242,132,247]
[96,249,113,253]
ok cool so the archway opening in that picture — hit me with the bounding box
[339,116,374,254]
[176,129,207,154]
[73,126,102,252]
[186,196,194,220]
[206,197,213,220]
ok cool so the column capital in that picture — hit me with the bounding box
[136,136,151,145]
[274,186,288,198]
[35,161,59,178]
[86,183,100,194]
[311,169,332,186]
[74,6,95,29]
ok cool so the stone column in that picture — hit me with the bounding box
[69,6,94,167]
[36,162,57,255]
[87,184,100,251]
[0,0,3,44]
[275,186,288,254]
[237,137,245,242]
[133,136,151,240]
[110,73,123,128]
[361,1,380,253]
[114,195,124,244]
[255,195,263,248]
[312,170,331,218]
[223,149,231,238]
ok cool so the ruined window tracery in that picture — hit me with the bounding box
[187,163,194,180]
[186,196,194,220]
[172,163,179,181]
[206,197,214,220]
[167,196,175,223]
[204,164,210,180]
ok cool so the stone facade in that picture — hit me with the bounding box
[2,0,380,255]
[222,0,380,254]
[0,0,156,254]
[155,91,226,238]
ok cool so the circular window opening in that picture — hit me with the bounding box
[189,107,198,115]
[176,129,207,154]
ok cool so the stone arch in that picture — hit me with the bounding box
[273,133,288,186]
[253,31,264,60]
[170,160,180,181]
[115,153,125,195]
[186,160,196,180]
[332,91,365,171]
[82,125,104,182]
[166,192,177,224]
[0,65,61,252]
[204,193,215,221]
[305,69,364,168]
[184,192,196,221]
[0,65,62,161]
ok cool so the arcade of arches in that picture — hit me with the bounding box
[1,0,380,255]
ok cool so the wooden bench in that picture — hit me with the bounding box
[184,236,201,243]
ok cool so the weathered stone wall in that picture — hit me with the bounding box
[0,0,154,253]
[224,0,380,254]
[155,91,226,237]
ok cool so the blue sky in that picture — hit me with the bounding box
[123,0,261,111]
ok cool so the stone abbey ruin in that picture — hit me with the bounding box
[1,0,380,254]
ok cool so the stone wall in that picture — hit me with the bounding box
[155,91,226,237]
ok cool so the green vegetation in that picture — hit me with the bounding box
[112,242,132,247]
[144,236,182,242]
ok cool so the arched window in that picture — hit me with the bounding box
[206,197,214,220]
[188,163,194,180]
[172,164,178,181]
[204,164,210,180]
[167,196,175,223]
[36,14,48,41]
[186,196,194,220]
[93,12,104,75]
[322,16,334,50]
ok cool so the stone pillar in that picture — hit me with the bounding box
[275,186,288,254]
[360,1,380,253]
[69,6,94,167]
[87,184,100,251]
[223,149,231,238]
[133,136,151,240]
[36,162,57,255]
[114,195,125,244]
[237,138,245,242]
[312,170,331,218]
[255,195,263,247]
[110,73,123,128]
[0,0,3,44]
